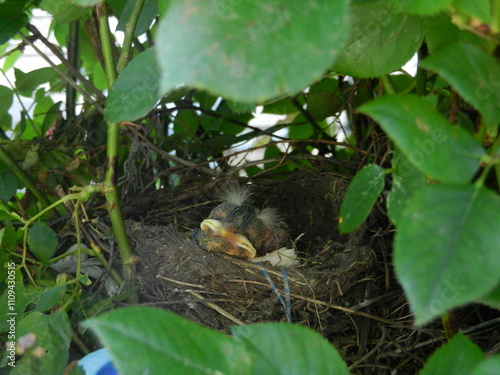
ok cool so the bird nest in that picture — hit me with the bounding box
[124,172,500,374]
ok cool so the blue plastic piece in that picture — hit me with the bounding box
[78,348,118,375]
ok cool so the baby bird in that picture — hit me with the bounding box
[194,184,290,259]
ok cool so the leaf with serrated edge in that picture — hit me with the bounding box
[84,306,276,375]
[420,333,484,375]
[156,0,349,102]
[359,94,484,184]
[394,184,500,325]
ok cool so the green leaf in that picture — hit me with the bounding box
[472,355,500,375]
[27,222,58,265]
[117,0,158,37]
[14,67,60,97]
[174,108,199,134]
[30,283,67,312]
[394,184,500,325]
[232,323,350,375]
[0,171,17,202]
[156,0,349,102]
[306,90,342,121]
[478,283,500,309]
[85,306,350,375]
[390,0,452,15]
[420,43,500,130]
[339,164,385,233]
[263,97,297,115]
[84,306,258,375]
[453,0,490,23]
[70,0,102,6]
[13,311,72,375]
[421,333,484,375]
[0,268,33,332]
[387,148,428,225]
[0,2,29,44]
[41,101,62,135]
[359,94,484,184]
[105,48,161,122]
[424,15,487,53]
[0,224,17,251]
[0,85,13,114]
[39,0,89,23]
[333,0,424,78]
[289,121,314,140]
[0,113,12,131]
[158,0,171,17]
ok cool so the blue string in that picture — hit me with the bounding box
[280,266,292,323]
[257,262,292,323]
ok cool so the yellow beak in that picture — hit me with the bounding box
[200,219,257,259]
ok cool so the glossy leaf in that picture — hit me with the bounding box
[333,0,424,77]
[27,221,58,265]
[84,306,259,375]
[0,171,17,202]
[420,333,484,375]
[390,0,451,15]
[394,184,500,325]
[105,48,161,122]
[85,306,350,375]
[232,323,349,375]
[420,43,500,130]
[339,164,385,233]
[156,0,349,102]
[359,95,484,184]
[387,148,428,225]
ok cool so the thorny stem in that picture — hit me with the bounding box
[117,0,145,73]
[97,3,137,301]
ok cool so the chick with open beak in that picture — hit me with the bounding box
[194,185,291,259]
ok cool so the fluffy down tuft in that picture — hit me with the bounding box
[257,207,285,229]
[218,183,252,206]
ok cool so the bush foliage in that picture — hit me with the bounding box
[0,0,499,374]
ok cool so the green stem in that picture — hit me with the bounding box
[97,4,117,86]
[117,0,145,73]
[380,75,396,95]
[97,3,137,301]
[102,124,137,298]
[0,145,52,209]
[441,312,459,340]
